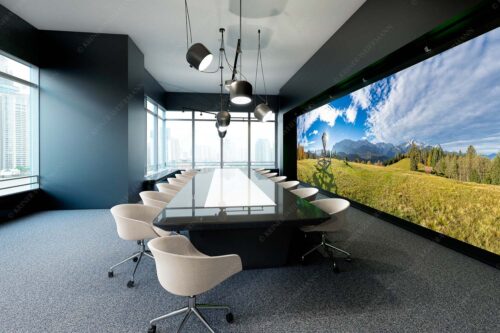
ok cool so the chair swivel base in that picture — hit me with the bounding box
[108,240,154,287]
[148,296,234,333]
[301,233,352,273]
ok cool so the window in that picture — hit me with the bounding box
[251,112,276,169]
[146,97,169,175]
[161,109,276,170]
[195,116,221,168]
[0,52,39,196]
[165,111,192,169]
[223,112,248,168]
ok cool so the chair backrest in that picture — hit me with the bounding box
[175,174,192,181]
[278,181,300,190]
[110,204,161,241]
[157,182,182,193]
[264,172,278,178]
[269,176,287,183]
[169,178,187,187]
[148,235,242,297]
[290,187,319,202]
[140,191,174,209]
[310,198,350,230]
[181,169,197,176]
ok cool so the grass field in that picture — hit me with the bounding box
[298,158,500,255]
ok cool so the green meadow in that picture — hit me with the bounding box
[297,158,500,255]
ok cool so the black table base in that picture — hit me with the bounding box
[189,227,298,269]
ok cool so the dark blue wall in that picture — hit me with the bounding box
[128,38,146,203]
[39,31,131,209]
[0,5,38,65]
[145,70,167,109]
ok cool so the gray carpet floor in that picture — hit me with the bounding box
[0,206,498,333]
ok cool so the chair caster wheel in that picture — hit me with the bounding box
[226,312,234,323]
[133,257,138,262]
[345,257,352,262]
[108,271,114,278]
[147,325,156,333]
[127,280,134,288]
[137,240,142,245]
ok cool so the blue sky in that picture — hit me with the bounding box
[297,27,500,155]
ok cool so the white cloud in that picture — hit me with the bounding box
[364,27,500,155]
[351,87,371,109]
[309,130,319,136]
[344,105,357,124]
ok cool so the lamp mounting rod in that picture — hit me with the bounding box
[231,39,241,81]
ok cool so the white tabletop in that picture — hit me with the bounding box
[204,168,277,208]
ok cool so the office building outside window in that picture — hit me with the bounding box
[156,110,276,170]
[0,52,39,196]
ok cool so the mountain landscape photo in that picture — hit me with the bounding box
[296,27,500,255]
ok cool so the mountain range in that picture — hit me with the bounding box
[331,139,428,162]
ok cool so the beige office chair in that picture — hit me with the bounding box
[175,174,192,182]
[269,176,287,183]
[264,172,278,178]
[169,178,187,187]
[147,235,242,333]
[253,168,265,172]
[301,198,351,272]
[258,169,271,174]
[278,180,300,190]
[140,191,174,209]
[109,204,171,288]
[156,182,182,194]
[290,187,319,201]
[181,169,197,176]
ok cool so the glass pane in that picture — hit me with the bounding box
[251,121,275,168]
[158,107,166,119]
[0,53,31,82]
[146,112,156,174]
[158,118,165,169]
[0,77,35,180]
[223,121,248,167]
[166,120,192,169]
[146,99,156,113]
[229,111,249,121]
[166,110,192,120]
[195,120,221,168]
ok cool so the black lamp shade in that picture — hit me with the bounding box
[186,43,213,71]
[254,103,273,122]
[216,110,231,128]
[218,129,227,138]
[230,80,253,105]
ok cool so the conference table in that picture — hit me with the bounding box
[153,168,330,269]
